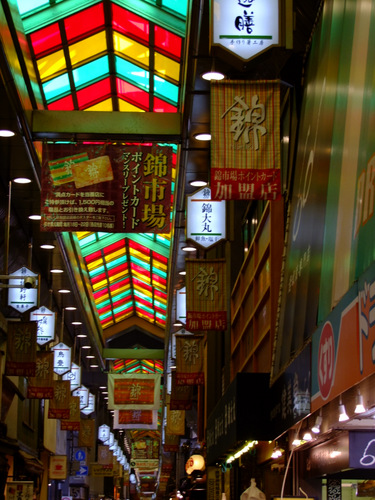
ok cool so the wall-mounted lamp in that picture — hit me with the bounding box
[302,430,312,442]
[311,413,323,434]
[338,396,349,421]
[355,390,366,414]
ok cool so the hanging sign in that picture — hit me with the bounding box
[98,424,111,442]
[8,267,38,312]
[30,306,55,345]
[211,80,281,201]
[41,143,173,234]
[79,419,95,448]
[6,482,34,500]
[5,321,37,376]
[61,396,81,431]
[48,380,71,419]
[186,187,226,248]
[108,373,161,410]
[176,287,186,325]
[81,392,95,415]
[212,0,280,61]
[62,362,82,391]
[27,351,54,399]
[52,342,72,375]
[175,334,205,385]
[49,455,68,480]
[72,385,89,409]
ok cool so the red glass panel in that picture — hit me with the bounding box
[112,4,149,43]
[85,250,102,264]
[117,79,149,110]
[93,288,110,300]
[47,94,74,111]
[154,289,167,300]
[153,97,177,113]
[107,263,128,278]
[129,240,150,255]
[153,252,168,265]
[76,78,112,109]
[97,304,113,315]
[154,26,182,59]
[109,277,131,292]
[133,278,152,293]
[64,3,105,41]
[30,23,62,56]
[103,239,126,255]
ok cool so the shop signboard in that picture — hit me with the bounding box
[8,267,38,312]
[211,0,280,61]
[49,455,68,479]
[6,482,34,500]
[63,362,82,391]
[30,306,55,345]
[349,431,375,469]
[52,342,72,376]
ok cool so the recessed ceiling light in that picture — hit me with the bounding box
[81,345,91,349]
[99,386,107,389]
[13,177,32,184]
[90,364,99,368]
[40,244,55,250]
[173,322,183,327]
[72,321,82,325]
[86,355,95,359]
[50,268,64,274]
[64,306,76,311]
[178,270,186,275]
[29,214,41,220]
[201,71,225,81]
[194,133,211,141]
[182,245,197,252]
[77,333,87,338]
[0,129,15,137]
[58,289,71,294]
[189,180,208,187]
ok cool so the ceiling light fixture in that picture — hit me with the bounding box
[173,321,183,327]
[178,270,186,276]
[29,214,41,220]
[81,345,91,349]
[72,321,82,325]
[182,245,197,252]
[302,430,312,441]
[13,177,32,184]
[64,306,76,311]
[58,289,71,294]
[50,268,64,274]
[194,133,211,141]
[311,414,323,434]
[0,128,15,137]
[292,431,301,447]
[189,180,208,187]
[201,71,226,81]
[355,390,366,414]
[40,244,55,250]
[339,396,349,422]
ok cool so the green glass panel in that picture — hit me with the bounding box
[162,0,188,16]
[78,233,97,248]
[43,73,71,102]
[106,255,128,269]
[73,55,110,89]
[115,56,149,91]
[89,265,105,278]
[154,75,178,105]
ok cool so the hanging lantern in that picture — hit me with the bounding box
[98,424,110,442]
[185,454,205,474]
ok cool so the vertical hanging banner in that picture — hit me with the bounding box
[166,403,185,435]
[211,80,281,201]
[41,143,173,233]
[48,380,71,419]
[186,259,227,331]
[5,322,37,376]
[79,419,96,448]
[170,371,194,408]
[175,335,204,385]
[27,351,54,399]
[60,395,80,431]
[114,409,158,430]
[108,373,161,409]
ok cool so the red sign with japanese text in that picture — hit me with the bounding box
[210,80,281,200]
[41,143,173,233]
[185,259,227,331]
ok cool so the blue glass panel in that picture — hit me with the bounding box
[17,0,49,15]
[154,76,178,105]
[42,73,71,102]
[162,0,188,16]
[73,56,110,89]
[115,56,149,91]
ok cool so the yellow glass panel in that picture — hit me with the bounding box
[113,32,149,67]
[154,52,180,83]
[85,99,113,111]
[37,50,66,81]
[86,260,104,272]
[118,100,145,112]
[92,279,108,291]
[133,270,150,283]
[69,31,107,67]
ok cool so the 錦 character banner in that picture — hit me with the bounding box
[41,143,173,233]
[211,80,281,201]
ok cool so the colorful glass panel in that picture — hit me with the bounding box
[115,57,150,91]
[37,50,66,81]
[153,97,177,113]
[29,23,61,56]
[69,32,107,67]
[64,3,105,42]
[154,53,180,83]
[112,4,149,43]
[85,99,113,111]
[42,73,70,102]
[72,56,110,89]
[16,0,49,16]
[47,94,74,111]
[116,79,149,110]
[154,76,178,105]
[76,78,112,109]
[154,26,182,59]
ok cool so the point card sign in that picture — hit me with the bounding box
[186,187,226,248]
[8,267,38,312]
[30,306,55,345]
[212,0,280,61]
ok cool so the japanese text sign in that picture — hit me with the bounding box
[27,351,54,399]
[212,0,280,61]
[30,306,55,345]
[211,80,281,201]
[49,455,68,479]
[5,321,37,377]
[52,342,72,375]
[186,187,226,248]
[108,373,161,410]
[8,267,38,312]
[175,334,204,385]
[185,259,227,330]
[41,143,173,233]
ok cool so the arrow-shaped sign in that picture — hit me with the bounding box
[77,465,88,476]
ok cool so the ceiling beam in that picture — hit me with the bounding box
[103,348,164,360]
[31,110,182,141]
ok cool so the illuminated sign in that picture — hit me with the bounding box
[212,0,280,61]
[52,342,72,375]
[30,306,55,345]
[8,267,38,312]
